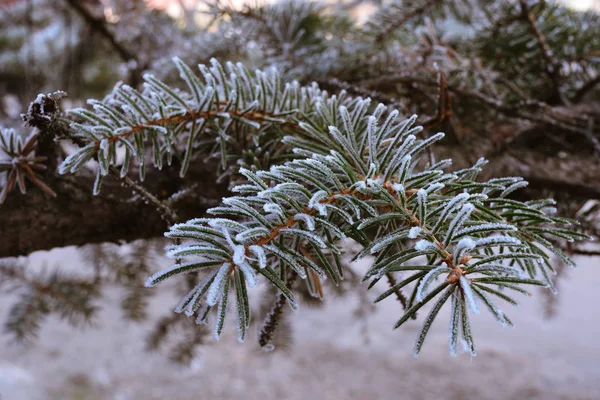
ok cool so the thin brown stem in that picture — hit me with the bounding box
[109,166,178,226]
[259,271,298,348]
[385,272,410,310]
[325,77,401,108]
[572,76,600,103]
[518,0,568,105]
[374,0,443,43]
[91,108,299,152]
[63,0,142,86]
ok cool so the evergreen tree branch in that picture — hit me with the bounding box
[1,0,597,357]
[135,62,590,352]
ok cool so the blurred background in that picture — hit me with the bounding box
[1,0,599,399]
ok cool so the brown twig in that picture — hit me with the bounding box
[63,0,142,86]
[572,76,600,103]
[325,77,401,108]
[421,70,452,131]
[564,248,600,257]
[259,271,298,348]
[522,175,600,199]
[374,0,443,43]
[385,272,410,311]
[518,0,568,105]
[108,166,178,225]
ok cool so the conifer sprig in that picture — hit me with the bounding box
[62,59,590,354]
[59,58,329,193]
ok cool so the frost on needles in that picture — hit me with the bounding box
[61,58,590,355]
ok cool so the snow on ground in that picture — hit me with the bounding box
[1,247,599,400]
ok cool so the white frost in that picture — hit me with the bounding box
[408,226,422,239]
[415,240,436,252]
[294,213,316,231]
[249,245,267,269]
[459,276,479,314]
[206,263,231,306]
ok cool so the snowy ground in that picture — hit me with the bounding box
[1,247,599,400]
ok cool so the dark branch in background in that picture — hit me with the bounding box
[420,70,452,131]
[566,248,600,257]
[518,0,568,105]
[374,0,443,43]
[0,162,225,259]
[360,71,594,146]
[522,176,600,199]
[324,77,400,107]
[573,76,600,103]
[385,272,410,311]
[62,0,143,87]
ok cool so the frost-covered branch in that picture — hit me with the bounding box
[130,65,590,354]
[60,58,321,193]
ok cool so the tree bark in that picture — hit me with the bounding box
[0,162,228,259]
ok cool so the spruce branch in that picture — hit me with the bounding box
[60,58,316,194]
[0,0,597,366]
[126,60,590,354]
